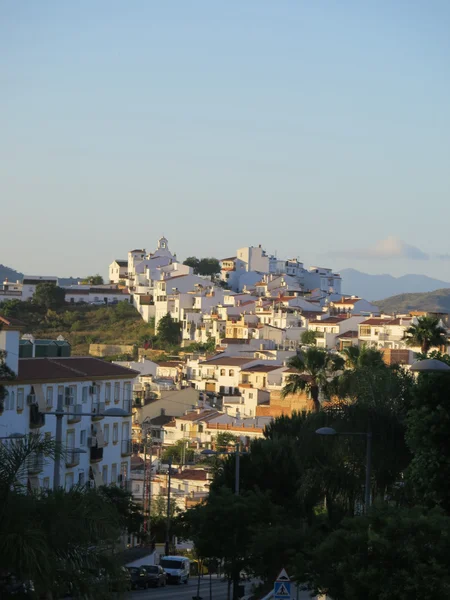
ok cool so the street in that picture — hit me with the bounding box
[126,577,232,600]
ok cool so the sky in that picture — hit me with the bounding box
[1,1,450,280]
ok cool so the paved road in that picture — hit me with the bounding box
[126,577,233,600]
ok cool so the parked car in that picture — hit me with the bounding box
[159,556,190,584]
[141,565,167,587]
[125,566,151,589]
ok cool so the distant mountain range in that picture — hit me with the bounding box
[376,288,450,314]
[340,268,450,301]
[0,264,81,287]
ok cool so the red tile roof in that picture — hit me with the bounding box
[171,469,209,481]
[7,357,140,383]
[309,316,347,325]
[199,357,254,366]
[0,315,25,328]
[359,318,396,326]
[333,297,361,305]
[241,364,281,373]
[337,331,359,338]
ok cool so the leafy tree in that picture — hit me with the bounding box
[340,345,385,370]
[33,283,66,310]
[281,348,344,412]
[183,257,200,272]
[215,431,239,451]
[404,315,447,354]
[157,313,181,346]
[0,299,22,318]
[0,351,16,407]
[161,439,195,465]
[300,330,317,345]
[182,257,221,277]
[406,369,450,510]
[301,504,450,600]
[82,274,104,285]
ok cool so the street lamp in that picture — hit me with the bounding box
[47,397,131,490]
[201,443,242,496]
[410,358,450,373]
[316,426,373,512]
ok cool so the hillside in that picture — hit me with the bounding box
[0,301,154,356]
[376,288,450,314]
[341,268,450,301]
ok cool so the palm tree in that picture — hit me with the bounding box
[281,347,344,412]
[341,345,385,370]
[404,315,447,354]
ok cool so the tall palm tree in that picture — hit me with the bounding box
[281,347,344,412]
[404,315,447,354]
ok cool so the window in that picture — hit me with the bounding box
[43,477,50,489]
[65,473,74,491]
[80,430,87,447]
[114,382,120,403]
[103,424,110,444]
[180,424,184,432]
[102,465,108,485]
[229,369,235,377]
[198,424,204,433]
[69,385,77,404]
[58,385,64,405]
[78,471,85,485]
[105,383,111,403]
[111,464,117,484]
[124,382,131,402]
[82,387,88,403]
[113,423,119,443]
[220,369,226,376]
[120,462,128,481]
[17,388,24,411]
[248,393,253,399]
[360,326,371,336]
[46,386,53,408]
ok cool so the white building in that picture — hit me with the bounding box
[308,315,366,349]
[21,276,59,301]
[0,316,138,491]
[109,260,128,284]
[329,296,380,316]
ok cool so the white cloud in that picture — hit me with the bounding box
[333,236,429,261]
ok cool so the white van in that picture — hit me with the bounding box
[160,556,190,584]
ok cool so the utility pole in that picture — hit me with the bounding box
[165,456,172,556]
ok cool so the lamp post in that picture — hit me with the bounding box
[316,426,373,512]
[165,456,173,556]
[47,395,130,490]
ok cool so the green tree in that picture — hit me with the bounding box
[340,345,385,370]
[215,432,239,452]
[33,283,66,310]
[404,315,447,354]
[161,439,195,465]
[0,299,22,318]
[183,257,200,272]
[157,313,181,346]
[281,348,344,412]
[82,274,104,285]
[197,258,221,277]
[302,504,450,600]
[300,330,317,346]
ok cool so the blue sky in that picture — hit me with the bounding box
[1,1,450,279]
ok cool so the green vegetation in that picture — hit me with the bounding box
[183,256,221,277]
[157,313,181,347]
[0,299,154,356]
[33,282,66,310]
[404,314,447,353]
[376,287,450,314]
[0,434,143,599]
[300,329,317,345]
[179,348,450,599]
[81,274,104,285]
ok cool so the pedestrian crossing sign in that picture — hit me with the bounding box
[274,580,291,598]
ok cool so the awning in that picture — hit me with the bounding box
[34,383,46,412]
[90,464,103,487]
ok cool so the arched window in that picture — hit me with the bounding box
[220,369,226,376]
[229,369,235,377]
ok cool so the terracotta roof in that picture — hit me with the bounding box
[157,361,183,367]
[337,330,359,338]
[359,318,395,326]
[6,357,140,383]
[241,364,282,373]
[178,410,220,422]
[200,357,254,366]
[308,316,348,325]
[171,469,209,481]
[0,315,25,328]
[333,297,361,305]
[221,257,237,262]
[300,311,323,320]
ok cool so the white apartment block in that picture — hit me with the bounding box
[0,316,138,492]
[308,315,366,349]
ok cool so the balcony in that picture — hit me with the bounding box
[121,439,133,457]
[27,453,44,474]
[29,405,45,429]
[90,446,103,463]
[67,404,82,424]
[91,402,105,421]
[201,374,217,380]
[65,449,80,468]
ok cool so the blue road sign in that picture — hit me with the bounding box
[274,580,291,598]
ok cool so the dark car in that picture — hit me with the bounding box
[126,566,151,590]
[141,565,167,587]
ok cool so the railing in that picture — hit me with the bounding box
[121,439,133,456]
[66,449,80,468]
[201,374,217,380]
[67,404,82,424]
[91,402,105,420]
[27,453,44,474]
[90,446,103,462]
